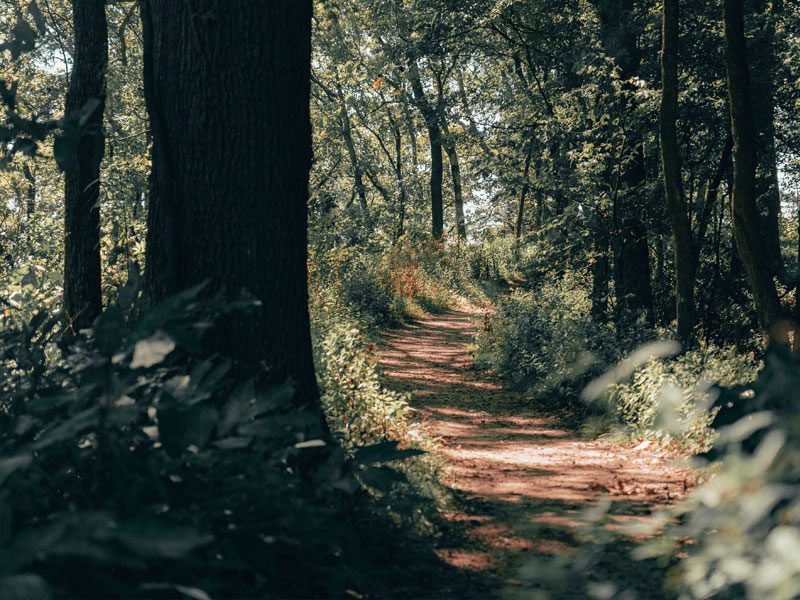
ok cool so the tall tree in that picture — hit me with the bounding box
[63,0,108,332]
[140,1,322,408]
[660,0,696,343]
[723,0,784,333]
[594,0,654,323]
[408,59,444,239]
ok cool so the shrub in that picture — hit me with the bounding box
[607,344,759,451]
[0,283,428,599]
[477,271,619,397]
[636,346,800,599]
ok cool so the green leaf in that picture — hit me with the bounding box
[0,574,51,600]
[111,520,213,559]
[130,331,175,369]
[0,454,32,487]
[158,401,218,456]
[31,407,99,451]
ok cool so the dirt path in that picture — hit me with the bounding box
[379,309,692,598]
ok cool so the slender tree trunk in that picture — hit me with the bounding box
[442,128,466,241]
[64,0,107,332]
[408,61,444,239]
[427,126,444,239]
[591,211,611,323]
[515,139,534,241]
[23,163,35,220]
[393,125,406,239]
[723,0,785,334]
[754,0,784,278]
[660,0,696,343]
[335,84,368,214]
[695,133,733,259]
[140,1,322,409]
[595,0,654,323]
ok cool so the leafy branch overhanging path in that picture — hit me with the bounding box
[379,309,693,596]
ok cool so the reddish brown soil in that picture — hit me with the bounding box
[379,309,693,597]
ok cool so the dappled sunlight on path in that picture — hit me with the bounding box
[379,309,692,596]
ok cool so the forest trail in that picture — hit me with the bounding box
[379,309,693,598]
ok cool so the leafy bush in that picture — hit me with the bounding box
[607,344,759,451]
[635,346,800,599]
[311,245,404,329]
[309,262,447,526]
[0,282,427,599]
[477,272,620,396]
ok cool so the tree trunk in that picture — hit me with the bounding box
[660,0,696,344]
[63,0,107,332]
[336,84,368,214]
[754,0,784,278]
[442,127,466,241]
[515,139,534,241]
[408,60,444,239]
[140,1,322,408]
[595,0,654,323]
[695,133,733,260]
[591,212,611,323]
[23,163,35,220]
[393,125,406,239]
[723,0,784,333]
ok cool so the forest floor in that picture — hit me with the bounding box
[379,308,694,599]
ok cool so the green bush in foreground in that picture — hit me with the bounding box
[0,283,427,599]
[639,346,800,599]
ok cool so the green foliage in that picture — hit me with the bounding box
[0,284,427,599]
[477,271,619,396]
[633,347,800,599]
[607,345,759,451]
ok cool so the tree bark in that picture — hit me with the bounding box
[442,127,466,241]
[754,0,784,278]
[23,163,35,220]
[660,0,696,343]
[595,0,654,323]
[591,212,611,323]
[515,138,534,241]
[63,0,107,332]
[336,84,368,214]
[695,133,733,260]
[408,60,444,239]
[140,1,322,407]
[723,0,784,333]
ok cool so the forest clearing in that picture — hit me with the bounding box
[0,0,799,599]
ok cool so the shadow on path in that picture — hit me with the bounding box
[379,309,692,598]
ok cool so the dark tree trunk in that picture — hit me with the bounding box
[140,1,322,407]
[393,125,406,239]
[515,138,534,241]
[595,0,654,323]
[754,0,784,278]
[427,126,444,239]
[591,212,611,323]
[442,126,466,241]
[23,163,35,220]
[336,84,368,214]
[695,133,733,260]
[660,0,696,343]
[723,0,784,334]
[64,0,107,332]
[408,61,444,239]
